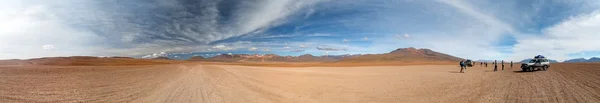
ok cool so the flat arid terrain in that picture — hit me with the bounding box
[1,62,599,103]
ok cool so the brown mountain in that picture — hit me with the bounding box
[188,56,205,61]
[338,47,463,62]
[206,54,250,62]
[151,56,171,60]
[294,54,330,62]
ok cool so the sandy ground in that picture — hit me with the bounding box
[1,63,599,103]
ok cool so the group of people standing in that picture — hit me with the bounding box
[459,60,513,73]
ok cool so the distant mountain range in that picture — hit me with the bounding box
[193,54,362,62]
[151,56,171,60]
[142,48,600,64]
[187,56,205,61]
[188,47,463,63]
[564,57,600,63]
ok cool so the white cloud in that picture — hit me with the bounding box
[316,46,347,51]
[212,45,226,49]
[305,8,316,19]
[234,0,323,38]
[395,34,411,39]
[299,44,307,48]
[142,52,167,59]
[42,45,54,50]
[249,47,258,51]
[0,2,104,59]
[511,11,600,61]
[395,34,403,39]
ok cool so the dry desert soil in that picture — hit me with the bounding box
[1,63,600,103]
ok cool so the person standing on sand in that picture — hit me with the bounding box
[511,61,513,68]
[460,60,466,73]
[485,62,488,67]
[480,62,483,66]
[494,60,498,71]
[501,60,505,70]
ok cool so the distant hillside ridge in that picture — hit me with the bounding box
[337,47,463,62]
[564,57,600,63]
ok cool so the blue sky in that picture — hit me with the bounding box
[1,0,600,61]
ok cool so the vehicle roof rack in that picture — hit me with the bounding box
[534,55,545,59]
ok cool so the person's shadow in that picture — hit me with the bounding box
[448,71,463,73]
[513,71,534,73]
[483,70,497,72]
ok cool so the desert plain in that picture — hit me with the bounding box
[1,59,599,103]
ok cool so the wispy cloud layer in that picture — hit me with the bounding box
[511,11,600,61]
[0,0,323,59]
[2,0,600,61]
[316,47,346,51]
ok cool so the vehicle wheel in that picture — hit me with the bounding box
[529,67,535,72]
[543,66,548,71]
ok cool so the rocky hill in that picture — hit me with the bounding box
[337,47,463,62]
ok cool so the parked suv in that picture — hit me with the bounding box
[521,55,550,72]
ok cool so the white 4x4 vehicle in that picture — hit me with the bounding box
[521,55,550,72]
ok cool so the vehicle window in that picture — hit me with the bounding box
[529,59,537,63]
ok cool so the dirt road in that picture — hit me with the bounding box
[1,63,599,102]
